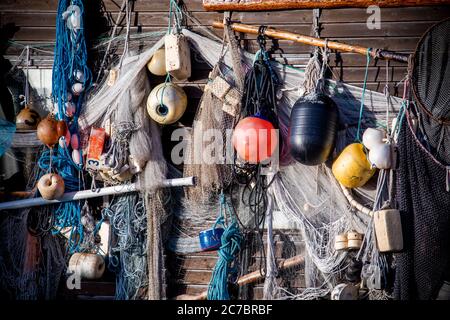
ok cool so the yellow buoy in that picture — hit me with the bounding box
[147,48,166,76]
[332,143,375,188]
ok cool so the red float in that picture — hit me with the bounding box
[232,116,278,164]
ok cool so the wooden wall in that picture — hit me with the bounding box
[1,1,449,95]
[1,0,449,300]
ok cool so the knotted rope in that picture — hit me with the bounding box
[207,192,242,300]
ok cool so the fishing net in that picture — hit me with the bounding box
[394,18,450,300]
[0,118,16,157]
[394,112,450,300]
[183,24,245,203]
[0,208,66,300]
[411,18,450,165]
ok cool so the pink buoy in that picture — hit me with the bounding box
[71,134,79,150]
[65,102,76,117]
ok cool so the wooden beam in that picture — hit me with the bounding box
[212,21,410,63]
[203,0,450,11]
[174,254,304,300]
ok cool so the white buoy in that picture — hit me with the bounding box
[368,143,392,169]
[72,149,82,165]
[71,83,84,95]
[362,128,386,150]
[68,253,105,280]
[74,70,85,82]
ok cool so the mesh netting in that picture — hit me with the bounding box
[411,18,450,164]
[394,112,450,300]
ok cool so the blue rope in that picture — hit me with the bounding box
[38,0,91,253]
[355,48,372,142]
[207,193,242,300]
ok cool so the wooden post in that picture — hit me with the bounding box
[212,21,410,63]
[204,0,450,11]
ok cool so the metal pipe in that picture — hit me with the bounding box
[0,177,195,211]
[212,21,410,63]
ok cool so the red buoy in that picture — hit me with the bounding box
[232,116,278,164]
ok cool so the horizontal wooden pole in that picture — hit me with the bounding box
[203,0,450,11]
[0,177,195,211]
[212,21,410,63]
[174,254,304,300]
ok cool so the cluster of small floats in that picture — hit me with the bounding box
[13,32,401,287]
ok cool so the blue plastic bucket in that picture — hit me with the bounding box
[199,227,224,251]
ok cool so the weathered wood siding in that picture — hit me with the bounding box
[1,0,449,300]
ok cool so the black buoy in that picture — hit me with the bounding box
[289,93,339,166]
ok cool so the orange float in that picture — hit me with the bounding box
[232,116,278,164]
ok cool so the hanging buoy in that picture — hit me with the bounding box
[56,120,68,138]
[37,115,59,147]
[289,93,338,166]
[73,69,85,82]
[368,143,392,169]
[147,48,166,76]
[232,116,278,164]
[332,143,375,188]
[66,92,72,101]
[71,133,79,150]
[71,83,84,95]
[373,208,403,253]
[331,283,359,300]
[65,102,76,117]
[146,82,187,125]
[347,231,363,250]
[72,149,82,165]
[199,227,224,251]
[334,233,348,251]
[59,136,68,148]
[362,127,385,150]
[37,173,65,200]
[15,105,41,130]
[68,253,105,280]
[165,33,191,80]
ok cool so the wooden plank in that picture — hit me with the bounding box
[4,7,447,29]
[202,0,450,11]
[0,0,204,12]
[172,269,306,287]
[6,19,438,42]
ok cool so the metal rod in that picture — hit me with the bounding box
[0,177,195,211]
[212,21,410,63]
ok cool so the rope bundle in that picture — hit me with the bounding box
[207,193,242,300]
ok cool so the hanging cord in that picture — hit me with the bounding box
[25,45,30,105]
[355,48,372,142]
[384,60,391,136]
[96,0,127,83]
[207,191,243,300]
[117,0,133,71]
[302,9,322,95]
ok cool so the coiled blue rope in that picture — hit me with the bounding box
[38,0,91,253]
[207,192,242,300]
